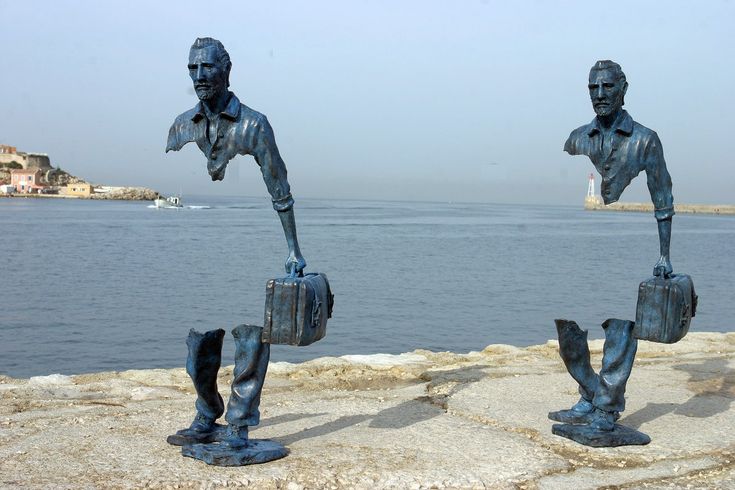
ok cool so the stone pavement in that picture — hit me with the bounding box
[1,332,733,489]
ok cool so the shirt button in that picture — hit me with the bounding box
[211,152,218,159]
[218,132,224,138]
[604,165,611,171]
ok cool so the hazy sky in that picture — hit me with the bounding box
[1,0,732,204]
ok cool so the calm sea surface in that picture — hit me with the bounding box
[1,196,733,378]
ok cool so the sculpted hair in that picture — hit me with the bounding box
[590,60,626,83]
[191,37,232,86]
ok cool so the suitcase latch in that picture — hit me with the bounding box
[681,303,690,327]
[311,300,322,328]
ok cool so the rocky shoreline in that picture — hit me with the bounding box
[90,186,158,201]
[2,186,158,201]
[1,332,734,489]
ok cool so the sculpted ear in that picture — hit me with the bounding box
[621,81,628,105]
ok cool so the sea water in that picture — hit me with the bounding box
[1,196,733,377]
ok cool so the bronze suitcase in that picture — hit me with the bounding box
[262,272,334,346]
[634,273,697,343]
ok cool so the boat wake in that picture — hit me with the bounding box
[147,204,211,210]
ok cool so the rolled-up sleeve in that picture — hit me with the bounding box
[252,116,293,211]
[644,132,674,221]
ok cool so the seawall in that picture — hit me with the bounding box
[1,332,734,488]
[584,199,735,216]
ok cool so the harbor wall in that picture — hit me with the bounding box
[584,199,735,216]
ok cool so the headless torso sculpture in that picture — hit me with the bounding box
[549,60,684,447]
[164,38,306,465]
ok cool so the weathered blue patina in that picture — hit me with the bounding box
[550,61,693,447]
[565,60,674,278]
[166,37,305,274]
[165,38,297,466]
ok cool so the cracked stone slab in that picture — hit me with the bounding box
[536,455,725,490]
[0,332,733,488]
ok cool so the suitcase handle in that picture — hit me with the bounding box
[288,263,304,279]
[653,266,672,279]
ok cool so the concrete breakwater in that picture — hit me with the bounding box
[1,332,734,489]
[584,199,735,216]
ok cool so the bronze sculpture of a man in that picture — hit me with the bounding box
[165,37,299,465]
[550,60,681,446]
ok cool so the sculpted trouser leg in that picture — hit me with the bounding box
[555,319,599,403]
[187,328,226,426]
[593,319,637,413]
[223,324,270,446]
[167,328,226,445]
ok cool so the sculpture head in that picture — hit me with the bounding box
[588,60,628,118]
[188,37,232,102]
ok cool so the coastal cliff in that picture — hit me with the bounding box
[1,144,157,200]
[1,332,733,489]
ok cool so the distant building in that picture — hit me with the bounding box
[10,169,45,194]
[0,144,52,171]
[62,182,94,197]
[0,184,16,194]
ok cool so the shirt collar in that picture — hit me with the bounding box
[587,109,633,136]
[191,92,241,123]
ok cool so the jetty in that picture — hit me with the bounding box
[584,199,735,215]
[583,174,735,215]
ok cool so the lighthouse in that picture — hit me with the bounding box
[587,173,595,198]
[584,173,602,207]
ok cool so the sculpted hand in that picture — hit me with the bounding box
[285,251,306,276]
[653,255,673,278]
[208,161,227,181]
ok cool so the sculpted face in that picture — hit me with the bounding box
[188,46,229,101]
[588,68,627,118]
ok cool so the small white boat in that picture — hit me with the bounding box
[153,195,183,209]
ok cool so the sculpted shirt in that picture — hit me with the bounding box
[166,92,293,211]
[564,110,674,221]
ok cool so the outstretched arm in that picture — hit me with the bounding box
[252,117,306,274]
[645,133,674,277]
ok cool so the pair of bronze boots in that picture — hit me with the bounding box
[167,325,270,448]
[548,318,637,431]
